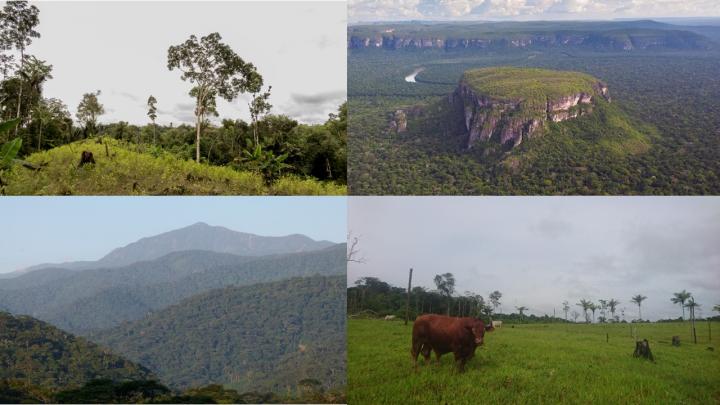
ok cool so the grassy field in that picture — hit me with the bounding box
[1,138,346,195]
[348,319,720,404]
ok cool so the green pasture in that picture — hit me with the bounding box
[348,319,719,404]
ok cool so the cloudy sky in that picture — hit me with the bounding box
[23,2,345,125]
[348,197,720,321]
[0,197,346,274]
[349,0,720,22]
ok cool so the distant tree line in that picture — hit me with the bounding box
[348,276,719,326]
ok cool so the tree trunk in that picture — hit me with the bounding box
[153,122,156,145]
[14,48,24,138]
[195,113,202,163]
[633,339,654,361]
[37,122,43,151]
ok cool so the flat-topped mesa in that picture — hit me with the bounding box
[449,67,610,149]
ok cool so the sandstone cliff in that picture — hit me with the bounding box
[448,69,610,149]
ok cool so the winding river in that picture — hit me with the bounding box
[405,67,425,83]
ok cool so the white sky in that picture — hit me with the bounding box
[348,197,720,321]
[349,0,720,22]
[18,1,346,125]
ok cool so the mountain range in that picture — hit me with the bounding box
[6,222,335,276]
[0,223,346,395]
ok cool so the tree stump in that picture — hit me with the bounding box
[633,339,654,361]
[672,336,680,346]
[79,151,96,166]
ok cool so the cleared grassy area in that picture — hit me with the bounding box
[348,319,719,404]
[2,138,346,195]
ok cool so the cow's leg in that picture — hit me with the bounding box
[411,339,422,370]
[454,352,466,373]
[421,344,431,365]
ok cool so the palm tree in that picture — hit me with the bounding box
[631,294,647,320]
[685,297,700,343]
[577,299,591,323]
[671,290,692,320]
[598,299,608,322]
[608,299,620,322]
[562,301,570,321]
[589,303,598,323]
[516,306,528,323]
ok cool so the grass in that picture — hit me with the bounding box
[461,67,601,116]
[1,138,346,195]
[348,319,720,404]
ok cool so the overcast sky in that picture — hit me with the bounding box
[0,196,346,274]
[348,197,720,321]
[21,1,345,125]
[349,0,720,22]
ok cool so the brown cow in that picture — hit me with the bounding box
[411,314,493,372]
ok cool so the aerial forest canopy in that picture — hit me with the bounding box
[0,1,346,195]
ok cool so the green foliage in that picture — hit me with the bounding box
[0,312,152,390]
[240,144,291,182]
[0,137,21,169]
[93,275,347,393]
[462,66,601,114]
[1,137,345,195]
[348,45,720,194]
[54,379,169,404]
[348,319,720,404]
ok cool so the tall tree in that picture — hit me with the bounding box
[76,91,104,137]
[0,0,40,137]
[589,303,598,323]
[598,299,608,322]
[671,290,692,320]
[31,97,67,150]
[685,297,700,344]
[631,294,647,320]
[562,301,570,321]
[577,299,591,323]
[489,290,502,315]
[608,299,620,322]
[516,306,528,322]
[248,85,271,147]
[433,273,455,316]
[147,95,157,144]
[167,32,262,163]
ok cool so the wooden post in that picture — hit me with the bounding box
[405,268,413,326]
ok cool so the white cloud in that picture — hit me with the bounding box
[349,0,720,21]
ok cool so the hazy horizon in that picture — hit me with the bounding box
[348,197,720,321]
[349,0,720,23]
[20,2,346,126]
[0,197,346,274]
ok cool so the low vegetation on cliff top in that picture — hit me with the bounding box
[1,138,346,196]
[461,67,602,111]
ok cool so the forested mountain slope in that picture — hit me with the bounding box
[0,312,152,390]
[92,275,347,393]
[0,244,345,334]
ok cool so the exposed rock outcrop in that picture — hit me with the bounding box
[347,29,712,51]
[449,69,610,149]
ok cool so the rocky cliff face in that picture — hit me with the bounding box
[347,30,711,51]
[449,81,610,149]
